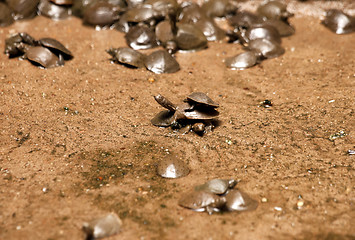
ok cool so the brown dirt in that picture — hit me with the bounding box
[0,2,354,240]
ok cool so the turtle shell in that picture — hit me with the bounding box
[247,38,285,59]
[145,50,180,74]
[225,51,258,70]
[38,37,73,59]
[156,155,190,178]
[106,47,146,68]
[82,213,122,239]
[181,107,219,120]
[225,189,258,212]
[151,110,175,127]
[178,190,226,211]
[186,92,219,108]
[25,46,64,68]
[321,9,355,35]
[195,179,237,195]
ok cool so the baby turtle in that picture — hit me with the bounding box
[38,0,71,20]
[228,11,263,29]
[224,189,258,212]
[0,3,14,27]
[155,20,176,51]
[122,6,156,24]
[156,155,190,178]
[175,23,208,51]
[151,93,220,135]
[7,0,39,20]
[185,92,219,108]
[195,179,238,195]
[83,1,121,27]
[142,0,179,18]
[201,0,237,18]
[154,94,219,121]
[321,9,355,35]
[179,190,227,214]
[193,17,226,41]
[4,32,37,57]
[247,38,285,59]
[259,19,295,37]
[38,37,73,60]
[145,50,180,74]
[257,1,293,22]
[106,47,146,68]
[125,25,158,50]
[83,213,122,239]
[225,51,259,70]
[243,25,282,44]
[25,46,64,68]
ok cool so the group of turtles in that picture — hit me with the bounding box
[151,92,220,135]
[179,178,258,214]
[4,32,73,68]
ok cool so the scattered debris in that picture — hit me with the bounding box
[329,130,346,141]
[260,100,273,108]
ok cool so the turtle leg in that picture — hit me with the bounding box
[206,206,215,215]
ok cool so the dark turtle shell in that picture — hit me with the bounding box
[0,2,14,27]
[125,25,158,50]
[180,107,219,120]
[244,25,282,44]
[225,51,258,70]
[257,19,295,37]
[106,47,146,68]
[38,37,73,59]
[38,0,71,20]
[257,1,293,21]
[186,92,219,108]
[7,0,39,20]
[175,23,208,51]
[321,9,355,35]
[145,50,180,74]
[247,38,285,59]
[224,189,258,212]
[151,110,175,127]
[228,11,263,29]
[83,1,120,27]
[178,190,226,214]
[195,179,237,195]
[193,17,226,41]
[25,46,64,68]
[4,32,37,57]
[49,0,73,5]
[123,7,155,23]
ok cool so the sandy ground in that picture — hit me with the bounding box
[0,1,354,240]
